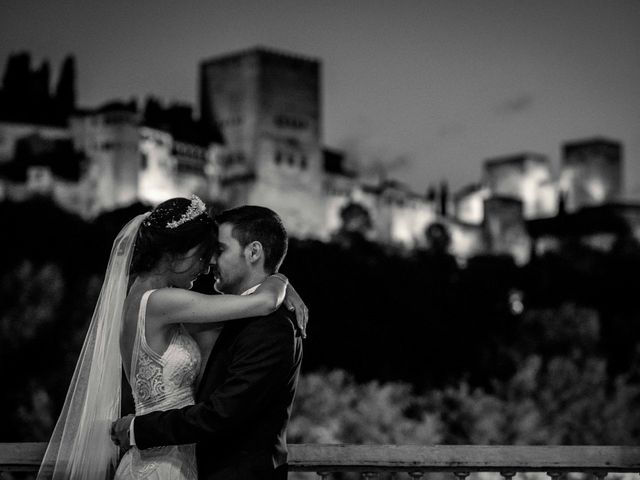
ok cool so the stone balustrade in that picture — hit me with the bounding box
[1,443,639,478]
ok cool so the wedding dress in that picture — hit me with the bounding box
[114,289,201,480]
[37,213,207,480]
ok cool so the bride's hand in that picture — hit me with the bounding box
[283,282,308,338]
[110,414,134,450]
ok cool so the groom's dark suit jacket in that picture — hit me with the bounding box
[134,306,303,480]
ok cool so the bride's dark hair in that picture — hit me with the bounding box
[131,197,217,275]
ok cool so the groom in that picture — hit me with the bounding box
[112,205,304,479]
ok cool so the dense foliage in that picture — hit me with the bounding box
[1,199,639,445]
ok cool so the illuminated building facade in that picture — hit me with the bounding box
[0,47,636,264]
[0,102,217,218]
[483,152,557,219]
[560,138,622,211]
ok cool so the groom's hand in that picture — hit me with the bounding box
[110,414,134,450]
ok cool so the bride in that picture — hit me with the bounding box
[37,195,307,479]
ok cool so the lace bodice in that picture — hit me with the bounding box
[114,290,200,480]
[130,289,202,415]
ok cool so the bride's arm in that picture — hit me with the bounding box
[185,280,309,337]
[148,274,288,326]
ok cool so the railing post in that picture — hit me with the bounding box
[547,471,562,480]
[501,471,516,480]
[454,471,471,480]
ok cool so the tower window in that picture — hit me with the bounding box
[300,155,308,169]
[275,151,282,164]
[274,115,308,130]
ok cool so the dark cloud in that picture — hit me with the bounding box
[494,93,535,115]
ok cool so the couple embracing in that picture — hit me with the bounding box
[38,196,308,480]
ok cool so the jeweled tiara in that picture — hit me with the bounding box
[166,195,207,229]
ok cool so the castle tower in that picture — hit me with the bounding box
[482,152,554,218]
[199,47,325,236]
[560,137,622,211]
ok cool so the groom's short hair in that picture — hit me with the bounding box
[215,205,288,273]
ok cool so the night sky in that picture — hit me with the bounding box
[1,0,639,196]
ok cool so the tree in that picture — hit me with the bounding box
[333,201,374,249]
[425,222,451,254]
[339,202,372,235]
[30,60,51,124]
[53,55,76,125]
[142,96,165,129]
[0,52,31,122]
[289,370,442,444]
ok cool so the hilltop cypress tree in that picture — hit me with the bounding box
[1,52,31,122]
[53,55,76,125]
[142,96,165,129]
[439,180,449,216]
[30,60,51,124]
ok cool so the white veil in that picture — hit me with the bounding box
[37,213,147,479]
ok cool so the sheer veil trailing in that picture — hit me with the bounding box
[38,213,148,480]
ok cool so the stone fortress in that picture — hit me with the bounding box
[0,47,637,264]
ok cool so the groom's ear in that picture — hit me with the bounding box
[245,241,264,265]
